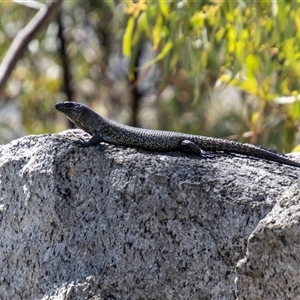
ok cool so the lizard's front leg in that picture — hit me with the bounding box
[79,131,103,147]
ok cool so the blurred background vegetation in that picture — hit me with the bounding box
[1,0,300,153]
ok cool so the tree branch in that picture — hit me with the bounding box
[57,11,75,128]
[12,0,45,10]
[0,0,63,93]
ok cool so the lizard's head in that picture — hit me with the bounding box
[55,101,99,134]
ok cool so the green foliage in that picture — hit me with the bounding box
[121,0,300,151]
[123,1,300,98]
[1,0,300,152]
[0,1,112,137]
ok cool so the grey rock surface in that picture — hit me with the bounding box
[0,129,299,300]
[236,182,300,300]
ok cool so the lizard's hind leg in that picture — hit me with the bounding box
[180,140,204,156]
[179,140,215,158]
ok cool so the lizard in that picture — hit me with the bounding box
[55,101,300,168]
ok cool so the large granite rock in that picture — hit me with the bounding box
[0,129,299,299]
[236,183,300,300]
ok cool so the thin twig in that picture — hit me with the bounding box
[0,0,63,93]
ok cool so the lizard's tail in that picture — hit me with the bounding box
[229,141,300,168]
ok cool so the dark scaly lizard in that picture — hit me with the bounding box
[55,101,300,168]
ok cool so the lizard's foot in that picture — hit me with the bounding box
[77,140,93,147]
[77,134,103,147]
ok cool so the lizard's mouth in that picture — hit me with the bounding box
[55,101,95,135]
[55,102,75,113]
[55,102,83,120]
